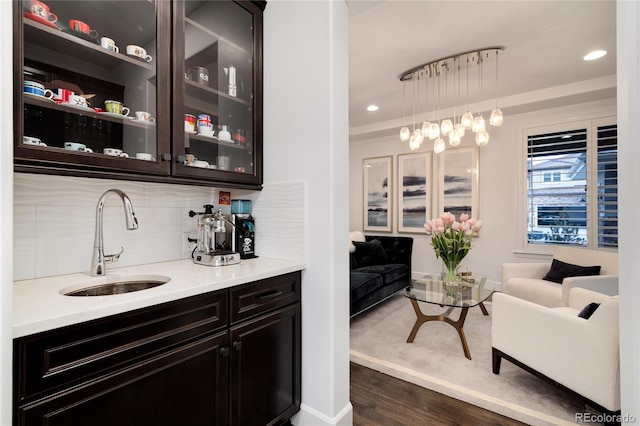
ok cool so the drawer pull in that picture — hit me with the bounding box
[257,290,283,300]
[220,347,230,358]
[233,341,243,351]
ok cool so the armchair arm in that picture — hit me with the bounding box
[492,292,620,411]
[501,262,550,284]
[561,275,618,305]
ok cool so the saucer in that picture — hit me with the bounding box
[127,53,152,63]
[23,12,60,30]
[99,111,134,119]
[62,28,99,44]
[23,92,55,103]
[185,130,197,134]
[197,133,216,139]
[62,102,95,113]
[218,137,234,143]
[132,119,155,125]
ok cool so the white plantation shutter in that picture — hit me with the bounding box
[525,121,618,249]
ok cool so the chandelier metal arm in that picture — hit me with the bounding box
[399,47,504,82]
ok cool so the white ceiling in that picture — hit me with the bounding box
[348,0,617,141]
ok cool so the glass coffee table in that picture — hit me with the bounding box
[404,273,496,360]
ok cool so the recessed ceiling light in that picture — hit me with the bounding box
[366,105,379,112]
[583,50,607,61]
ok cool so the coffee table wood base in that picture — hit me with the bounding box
[406,298,477,360]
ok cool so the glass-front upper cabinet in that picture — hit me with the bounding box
[172,0,263,185]
[15,0,171,177]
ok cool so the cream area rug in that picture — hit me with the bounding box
[350,294,602,426]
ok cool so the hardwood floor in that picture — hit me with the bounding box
[350,362,526,426]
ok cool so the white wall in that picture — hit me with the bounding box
[0,0,13,422]
[350,98,617,280]
[264,1,351,424]
[617,1,640,420]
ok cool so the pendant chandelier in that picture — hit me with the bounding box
[399,48,504,152]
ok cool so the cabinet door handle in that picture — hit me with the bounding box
[220,347,230,358]
[257,290,283,300]
[233,341,243,351]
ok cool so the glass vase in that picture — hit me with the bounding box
[442,260,461,299]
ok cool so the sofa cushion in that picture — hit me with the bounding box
[578,302,601,319]
[349,231,366,253]
[355,264,408,285]
[350,272,383,299]
[542,259,601,284]
[353,239,388,267]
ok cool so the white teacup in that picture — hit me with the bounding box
[135,153,154,161]
[64,142,92,152]
[100,37,119,53]
[135,111,155,122]
[198,125,214,137]
[66,94,87,107]
[126,45,152,62]
[23,136,47,146]
[103,148,129,158]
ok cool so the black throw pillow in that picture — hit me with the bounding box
[578,302,601,319]
[353,239,388,267]
[542,259,601,284]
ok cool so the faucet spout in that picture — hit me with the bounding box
[91,189,138,276]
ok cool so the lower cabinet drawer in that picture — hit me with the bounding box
[15,289,227,403]
[230,271,301,324]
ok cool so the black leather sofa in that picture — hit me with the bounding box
[350,235,413,317]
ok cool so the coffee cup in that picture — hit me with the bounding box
[217,156,230,171]
[64,142,92,152]
[52,88,73,104]
[197,114,214,135]
[103,148,129,158]
[135,111,155,123]
[135,153,154,161]
[23,81,54,99]
[126,45,152,63]
[187,66,209,86]
[184,114,196,133]
[23,136,45,146]
[29,0,57,22]
[104,100,130,116]
[66,94,87,107]
[69,20,98,38]
[100,37,119,53]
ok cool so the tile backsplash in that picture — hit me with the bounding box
[14,174,306,281]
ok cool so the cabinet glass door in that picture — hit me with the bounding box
[174,0,261,184]
[16,0,170,175]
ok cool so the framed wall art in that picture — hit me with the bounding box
[363,156,393,232]
[397,152,432,233]
[437,147,479,219]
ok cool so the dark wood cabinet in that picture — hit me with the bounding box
[14,0,265,189]
[13,271,301,426]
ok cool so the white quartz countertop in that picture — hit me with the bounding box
[13,257,306,339]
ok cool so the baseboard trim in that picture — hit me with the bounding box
[291,402,353,426]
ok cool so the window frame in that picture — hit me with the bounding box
[517,116,617,255]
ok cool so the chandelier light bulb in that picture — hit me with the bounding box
[449,132,461,146]
[441,119,453,136]
[428,122,440,140]
[434,137,446,154]
[475,130,489,146]
[413,129,424,146]
[461,111,474,130]
[490,108,504,126]
[422,120,431,137]
[472,115,485,132]
[454,123,466,138]
[400,126,410,142]
[409,134,420,151]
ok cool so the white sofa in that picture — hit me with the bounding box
[501,247,618,308]
[492,287,620,413]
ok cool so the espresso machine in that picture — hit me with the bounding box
[231,200,257,259]
[189,205,241,266]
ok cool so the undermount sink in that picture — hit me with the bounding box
[60,274,171,297]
